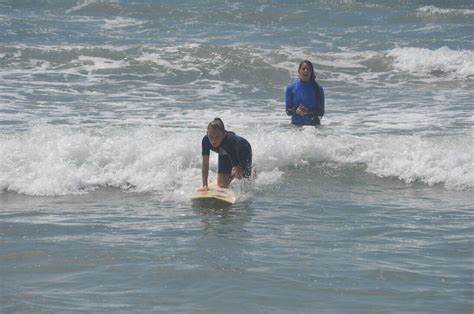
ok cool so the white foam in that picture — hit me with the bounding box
[76,55,129,73]
[0,123,471,197]
[65,0,121,15]
[416,6,474,17]
[388,46,474,79]
[327,134,473,190]
[136,52,202,74]
[65,0,97,14]
[2,43,468,99]
[101,17,145,30]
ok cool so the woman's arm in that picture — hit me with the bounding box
[285,85,296,116]
[200,155,210,190]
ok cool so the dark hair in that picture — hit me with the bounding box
[207,117,225,132]
[299,60,324,117]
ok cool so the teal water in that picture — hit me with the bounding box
[1,1,473,313]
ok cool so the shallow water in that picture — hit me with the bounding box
[2,181,472,313]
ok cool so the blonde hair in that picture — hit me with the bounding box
[207,117,225,132]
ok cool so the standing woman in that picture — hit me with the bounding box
[285,60,325,125]
[200,118,253,191]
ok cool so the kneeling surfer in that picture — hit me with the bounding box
[200,118,253,191]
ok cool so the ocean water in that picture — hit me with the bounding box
[1,0,473,313]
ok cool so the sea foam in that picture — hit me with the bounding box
[1,124,471,196]
[388,46,474,79]
[416,6,474,17]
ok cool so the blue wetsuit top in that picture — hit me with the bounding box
[285,80,325,125]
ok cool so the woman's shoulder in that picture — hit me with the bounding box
[224,131,236,138]
[289,80,300,86]
[202,134,210,145]
[286,80,300,90]
[318,83,324,93]
[223,131,243,143]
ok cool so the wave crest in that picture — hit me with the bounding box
[416,6,474,18]
[1,125,471,196]
[387,46,474,79]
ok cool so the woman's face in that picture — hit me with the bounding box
[298,63,312,82]
[207,127,225,147]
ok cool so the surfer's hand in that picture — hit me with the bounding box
[296,104,307,116]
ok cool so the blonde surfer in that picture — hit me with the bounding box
[200,118,253,191]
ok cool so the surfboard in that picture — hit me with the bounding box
[191,183,237,206]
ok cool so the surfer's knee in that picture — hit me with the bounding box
[217,173,232,188]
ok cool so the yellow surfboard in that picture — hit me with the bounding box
[191,183,237,206]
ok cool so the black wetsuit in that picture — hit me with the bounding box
[202,131,252,178]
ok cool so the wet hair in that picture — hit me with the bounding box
[299,60,324,116]
[207,117,225,132]
[298,60,324,117]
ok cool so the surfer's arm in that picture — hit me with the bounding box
[200,155,210,191]
[285,85,297,116]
